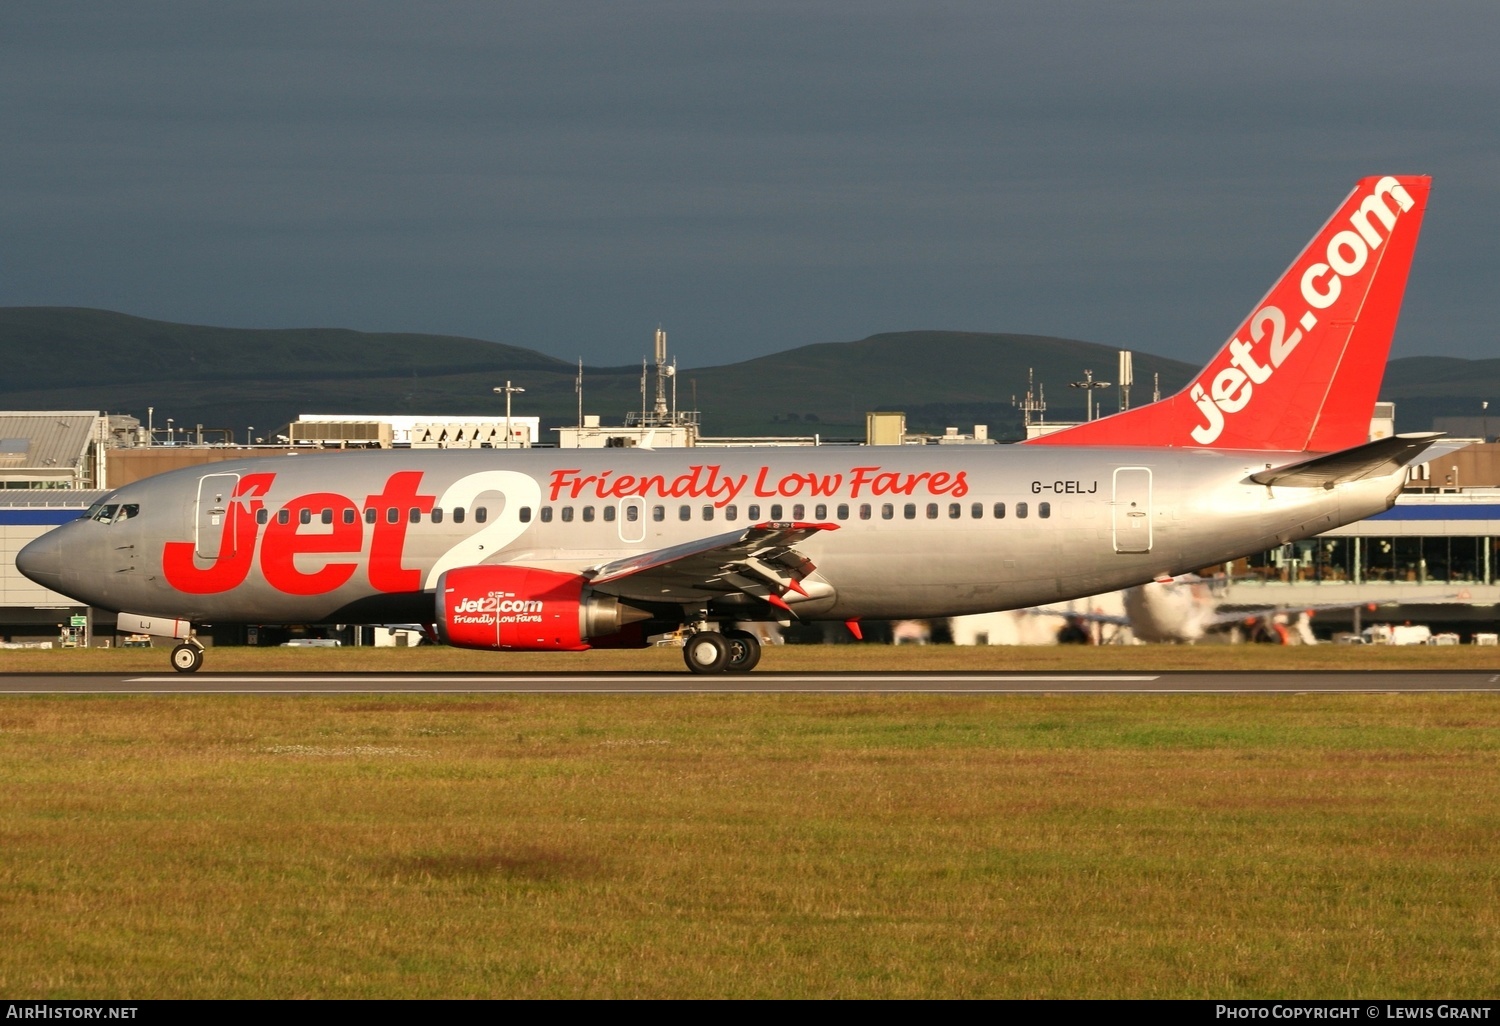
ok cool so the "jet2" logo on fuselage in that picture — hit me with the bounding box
[1188,176,1415,445]
[162,471,436,595]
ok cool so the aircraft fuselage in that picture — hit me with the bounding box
[23,444,1401,626]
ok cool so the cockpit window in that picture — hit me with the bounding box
[91,504,120,523]
[117,504,139,521]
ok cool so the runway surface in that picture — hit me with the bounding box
[2,671,1499,694]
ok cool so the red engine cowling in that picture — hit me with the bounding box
[436,565,650,651]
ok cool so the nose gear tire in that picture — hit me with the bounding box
[171,644,203,673]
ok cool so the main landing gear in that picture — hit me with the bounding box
[170,639,204,673]
[682,628,762,675]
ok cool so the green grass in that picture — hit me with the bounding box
[1,692,1497,998]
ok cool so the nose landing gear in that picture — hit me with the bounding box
[170,639,204,673]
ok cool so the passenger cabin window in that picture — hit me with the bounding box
[431,507,443,524]
[1016,502,1029,519]
[321,509,333,525]
[792,504,805,520]
[993,502,1006,519]
[1039,502,1051,519]
[582,506,595,522]
[770,504,783,520]
[702,505,714,521]
[300,509,312,525]
[475,507,488,524]
[453,507,465,524]
[926,503,938,519]
[724,505,737,521]
[519,507,532,523]
[408,507,421,524]
[386,507,399,525]
[343,508,356,525]
[625,505,639,522]
[561,507,574,523]
[277,509,290,525]
[540,507,553,523]
[365,508,377,525]
[603,506,615,522]
[972,503,983,519]
[949,503,961,519]
[748,504,761,520]
[904,503,916,520]
[679,505,691,521]
[837,504,849,520]
[652,505,665,522]
[815,504,827,520]
[881,503,894,520]
[257,509,269,525]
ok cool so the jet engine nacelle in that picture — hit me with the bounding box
[436,565,650,651]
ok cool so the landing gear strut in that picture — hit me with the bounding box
[170,639,204,673]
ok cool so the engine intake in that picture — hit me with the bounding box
[436,565,650,651]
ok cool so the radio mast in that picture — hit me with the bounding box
[653,327,670,420]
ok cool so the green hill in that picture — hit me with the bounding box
[0,307,1484,439]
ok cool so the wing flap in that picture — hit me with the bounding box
[586,521,839,606]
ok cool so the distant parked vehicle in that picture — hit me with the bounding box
[1363,624,1432,646]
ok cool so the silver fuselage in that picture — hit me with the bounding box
[19,445,1403,625]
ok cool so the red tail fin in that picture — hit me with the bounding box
[1027,175,1430,453]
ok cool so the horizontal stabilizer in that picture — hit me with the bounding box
[1249,432,1443,488]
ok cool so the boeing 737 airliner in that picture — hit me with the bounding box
[18,176,1438,673]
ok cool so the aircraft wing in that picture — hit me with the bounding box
[583,521,839,607]
[1026,608,1131,627]
[1205,591,1476,629]
[1198,599,1391,630]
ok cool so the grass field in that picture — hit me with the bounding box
[2,660,1498,997]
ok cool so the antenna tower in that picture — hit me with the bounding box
[1011,367,1047,427]
[653,327,670,419]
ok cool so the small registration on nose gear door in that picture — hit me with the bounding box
[1112,467,1152,554]
[195,473,239,559]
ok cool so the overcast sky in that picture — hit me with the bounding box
[3,1,1497,368]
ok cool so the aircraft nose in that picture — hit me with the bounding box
[16,530,63,587]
